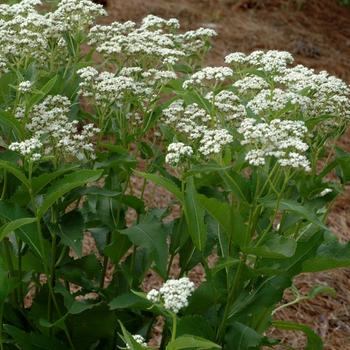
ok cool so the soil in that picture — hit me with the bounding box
[91,1,350,349]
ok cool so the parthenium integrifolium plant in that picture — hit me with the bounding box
[0,1,349,349]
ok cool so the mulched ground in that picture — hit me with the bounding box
[88,0,350,348]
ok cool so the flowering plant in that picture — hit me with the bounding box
[0,1,350,349]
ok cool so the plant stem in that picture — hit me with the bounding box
[171,312,177,341]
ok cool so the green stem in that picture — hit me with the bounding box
[216,255,247,344]
[171,312,177,341]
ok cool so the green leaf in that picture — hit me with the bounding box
[118,217,168,277]
[0,110,23,138]
[307,285,336,299]
[262,199,328,230]
[37,169,103,218]
[212,257,240,277]
[134,170,183,201]
[177,315,215,341]
[0,201,42,259]
[65,303,117,349]
[225,322,262,350]
[104,229,132,264]
[49,211,85,258]
[184,177,207,253]
[272,321,323,350]
[0,217,37,242]
[198,195,231,237]
[219,170,251,206]
[302,241,350,272]
[242,232,297,258]
[3,325,69,350]
[0,159,29,186]
[118,321,146,350]
[166,335,221,350]
[27,75,58,112]
[182,164,230,179]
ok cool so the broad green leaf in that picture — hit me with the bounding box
[3,325,69,350]
[182,164,230,179]
[184,177,207,253]
[225,322,262,350]
[65,303,117,349]
[177,315,215,341]
[118,321,145,350]
[242,232,297,258]
[49,211,85,258]
[0,201,42,259]
[212,257,240,277]
[198,195,231,236]
[302,241,350,272]
[272,321,323,350]
[262,199,328,230]
[104,229,132,264]
[0,159,29,186]
[229,233,323,321]
[118,217,168,277]
[0,217,37,242]
[219,170,251,206]
[27,75,58,112]
[37,169,103,218]
[166,335,221,350]
[0,110,23,138]
[10,164,79,207]
[134,170,183,201]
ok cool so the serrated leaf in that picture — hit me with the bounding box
[272,321,323,350]
[134,170,183,201]
[118,321,146,350]
[177,315,215,341]
[0,217,37,242]
[37,169,103,218]
[0,201,42,259]
[0,110,23,138]
[3,325,69,350]
[225,322,262,350]
[49,211,84,258]
[212,257,240,277]
[262,199,328,230]
[219,170,251,205]
[0,159,29,186]
[166,335,221,350]
[242,232,296,258]
[198,195,231,236]
[302,241,350,272]
[184,177,207,253]
[118,217,168,277]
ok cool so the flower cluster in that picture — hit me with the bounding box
[147,277,195,313]
[238,118,310,170]
[9,137,42,162]
[126,335,147,349]
[165,142,193,166]
[12,95,99,162]
[88,14,216,69]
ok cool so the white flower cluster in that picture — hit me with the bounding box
[126,335,147,349]
[9,137,42,162]
[183,66,233,89]
[165,142,193,166]
[88,15,216,68]
[147,277,195,313]
[77,69,147,107]
[246,88,311,118]
[198,129,233,156]
[225,50,293,73]
[238,118,310,171]
[18,95,99,162]
[18,81,33,93]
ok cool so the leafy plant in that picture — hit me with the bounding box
[0,1,350,349]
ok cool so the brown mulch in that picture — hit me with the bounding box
[85,0,350,348]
